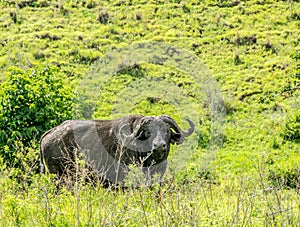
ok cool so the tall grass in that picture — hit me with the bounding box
[0,147,299,226]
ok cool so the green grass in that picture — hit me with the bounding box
[1,0,300,225]
[0,172,299,226]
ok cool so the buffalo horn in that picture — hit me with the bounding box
[159,115,194,137]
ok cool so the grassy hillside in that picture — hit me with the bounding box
[1,0,300,225]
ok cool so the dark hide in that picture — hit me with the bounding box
[40,115,194,185]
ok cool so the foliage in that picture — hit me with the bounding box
[0,66,73,167]
[282,111,300,143]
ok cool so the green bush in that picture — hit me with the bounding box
[282,112,300,143]
[269,166,300,189]
[0,66,74,167]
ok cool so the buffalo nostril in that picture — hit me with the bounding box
[154,141,167,150]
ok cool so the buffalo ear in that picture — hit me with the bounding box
[170,131,181,145]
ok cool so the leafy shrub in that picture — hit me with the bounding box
[281,112,300,143]
[3,141,40,185]
[97,10,110,24]
[233,34,257,46]
[207,0,237,7]
[116,63,145,79]
[0,66,74,167]
[269,167,300,189]
[291,51,300,79]
[9,11,21,24]
[295,63,300,80]
[289,12,300,21]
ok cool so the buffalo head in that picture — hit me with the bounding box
[118,115,194,166]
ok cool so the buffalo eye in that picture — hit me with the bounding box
[137,130,151,140]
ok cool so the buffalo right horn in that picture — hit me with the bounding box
[159,115,194,144]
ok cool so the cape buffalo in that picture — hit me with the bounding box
[40,114,194,185]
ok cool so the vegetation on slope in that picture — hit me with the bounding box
[0,0,300,225]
